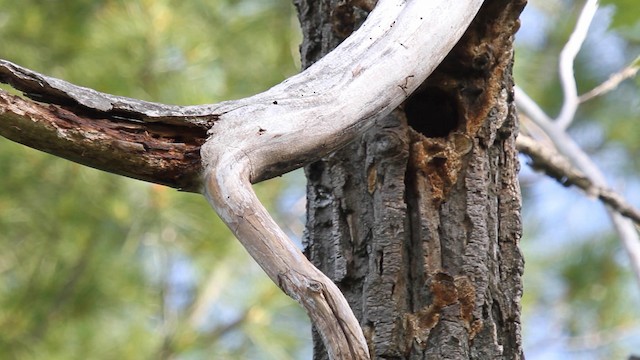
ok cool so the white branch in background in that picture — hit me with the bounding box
[611,214,640,287]
[516,1,640,287]
[556,0,599,129]
[515,86,640,290]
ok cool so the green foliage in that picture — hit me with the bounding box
[0,0,309,358]
[601,0,640,29]
[599,0,640,43]
[560,236,633,333]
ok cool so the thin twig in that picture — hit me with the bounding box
[517,134,640,226]
[579,58,640,103]
[556,0,599,129]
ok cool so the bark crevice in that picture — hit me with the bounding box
[301,0,526,358]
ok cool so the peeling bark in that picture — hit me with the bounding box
[0,91,205,191]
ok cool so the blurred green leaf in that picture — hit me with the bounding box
[0,0,309,358]
[601,0,640,29]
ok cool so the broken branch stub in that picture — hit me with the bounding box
[0,0,484,358]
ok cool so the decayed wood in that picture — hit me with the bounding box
[0,0,485,358]
[0,59,218,127]
[0,92,206,192]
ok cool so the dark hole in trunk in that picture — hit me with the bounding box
[405,87,459,138]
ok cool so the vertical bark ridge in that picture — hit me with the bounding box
[298,0,526,358]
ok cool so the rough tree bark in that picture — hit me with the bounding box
[297,1,526,358]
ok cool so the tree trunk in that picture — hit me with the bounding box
[296,1,526,358]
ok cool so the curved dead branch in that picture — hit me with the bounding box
[203,152,369,358]
[1,0,484,358]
